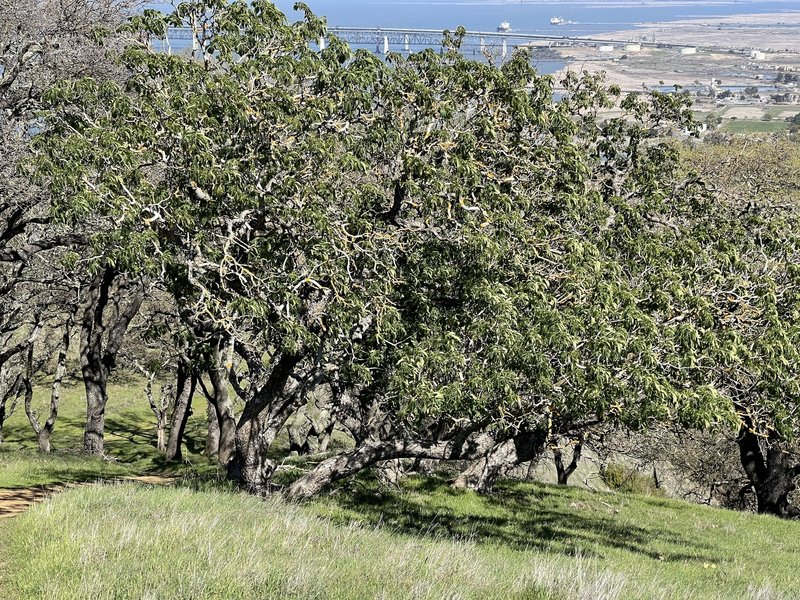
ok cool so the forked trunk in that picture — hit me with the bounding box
[554,439,583,486]
[165,362,197,462]
[27,320,72,454]
[227,353,304,494]
[79,268,144,456]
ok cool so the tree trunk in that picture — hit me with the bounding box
[80,268,144,456]
[156,415,167,453]
[287,431,502,500]
[287,404,314,455]
[227,353,304,494]
[554,438,583,486]
[142,373,169,454]
[83,373,108,455]
[737,426,800,518]
[453,432,546,492]
[25,320,71,454]
[165,361,196,462]
[205,346,237,467]
[205,399,220,457]
[0,367,23,444]
[37,428,52,453]
[287,439,400,499]
[227,413,288,494]
[317,420,335,453]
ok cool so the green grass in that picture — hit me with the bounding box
[1,477,798,599]
[1,484,554,600]
[2,383,798,598]
[721,120,790,134]
[0,449,134,488]
[310,477,798,599]
[0,377,220,487]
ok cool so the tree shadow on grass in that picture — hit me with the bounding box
[319,476,718,564]
[0,406,216,488]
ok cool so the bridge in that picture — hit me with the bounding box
[326,27,673,50]
[165,26,694,56]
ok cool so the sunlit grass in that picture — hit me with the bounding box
[308,476,799,599]
[0,376,220,487]
[1,477,798,599]
[1,484,555,600]
[0,449,133,488]
[2,382,798,599]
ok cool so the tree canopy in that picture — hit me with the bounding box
[21,0,800,512]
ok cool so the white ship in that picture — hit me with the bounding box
[550,16,565,25]
[497,21,511,32]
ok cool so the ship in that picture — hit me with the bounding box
[497,21,511,32]
[550,16,565,25]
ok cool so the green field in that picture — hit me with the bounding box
[721,120,791,134]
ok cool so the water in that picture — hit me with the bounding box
[146,1,800,34]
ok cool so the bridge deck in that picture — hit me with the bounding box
[163,26,737,54]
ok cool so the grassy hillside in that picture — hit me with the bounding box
[2,382,797,599]
[1,477,798,599]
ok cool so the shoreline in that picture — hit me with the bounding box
[597,11,800,51]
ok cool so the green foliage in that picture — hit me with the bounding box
[682,137,800,441]
[34,0,794,467]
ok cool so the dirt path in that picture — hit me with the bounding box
[0,475,175,519]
